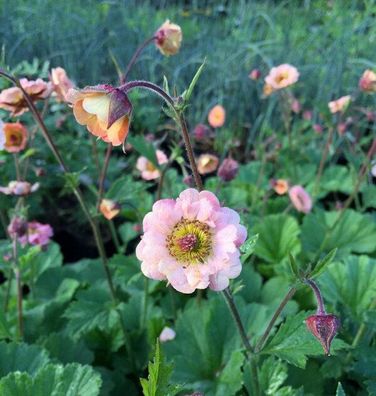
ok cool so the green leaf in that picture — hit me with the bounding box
[127,135,158,167]
[240,234,259,263]
[181,59,206,104]
[336,382,346,396]
[319,255,376,321]
[309,248,337,279]
[163,295,242,395]
[288,254,300,280]
[0,310,11,340]
[301,210,376,259]
[0,363,102,396]
[253,214,301,264]
[262,312,347,368]
[140,341,180,396]
[63,287,120,341]
[0,341,50,377]
[258,357,288,395]
[38,333,94,365]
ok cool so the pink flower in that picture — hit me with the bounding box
[136,189,247,293]
[159,326,176,342]
[265,64,299,90]
[0,119,5,150]
[0,78,51,116]
[136,149,168,180]
[0,181,39,196]
[217,158,239,182]
[50,67,74,101]
[313,124,323,134]
[328,95,351,114]
[19,221,53,247]
[288,185,312,213]
[359,69,376,92]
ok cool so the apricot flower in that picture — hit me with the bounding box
[136,189,247,293]
[271,179,289,195]
[67,85,132,146]
[208,105,226,128]
[328,95,351,114]
[3,122,27,153]
[359,69,376,93]
[197,154,219,175]
[0,78,51,116]
[155,20,182,56]
[265,64,299,90]
[50,67,74,101]
[136,150,168,180]
[99,199,121,220]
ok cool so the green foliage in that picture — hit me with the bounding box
[140,341,180,396]
[253,214,301,264]
[0,363,102,396]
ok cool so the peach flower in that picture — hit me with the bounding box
[289,185,312,213]
[67,85,132,146]
[197,154,219,175]
[328,95,351,114]
[136,189,247,293]
[208,105,226,128]
[50,67,74,101]
[0,181,39,196]
[0,78,51,116]
[155,20,182,56]
[99,199,121,220]
[271,179,289,195]
[359,69,376,93]
[265,64,299,90]
[3,122,27,153]
[136,149,168,180]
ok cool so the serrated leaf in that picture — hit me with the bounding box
[0,363,102,396]
[309,248,337,279]
[253,214,301,264]
[0,341,50,377]
[240,234,258,263]
[257,357,288,395]
[140,341,180,396]
[262,312,347,368]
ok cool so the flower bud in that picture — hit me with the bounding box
[159,326,176,342]
[359,69,376,92]
[217,158,239,182]
[183,175,194,187]
[7,217,28,239]
[313,124,323,134]
[291,99,301,114]
[249,69,261,80]
[193,124,209,140]
[306,313,340,355]
[155,20,182,56]
[303,110,313,120]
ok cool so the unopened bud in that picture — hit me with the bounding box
[249,69,261,80]
[306,314,340,355]
[7,217,28,239]
[217,158,239,182]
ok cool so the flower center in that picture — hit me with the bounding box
[166,219,212,264]
[146,161,157,172]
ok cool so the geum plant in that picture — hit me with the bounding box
[0,18,374,396]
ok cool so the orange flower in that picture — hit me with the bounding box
[3,122,28,153]
[208,105,226,128]
[67,85,132,146]
[50,67,74,101]
[155,20,182,56]
[270,179,289,195]
[0,78,51,116]
[197,154,219,175]
[99,199,121,220]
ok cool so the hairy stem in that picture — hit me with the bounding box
[255,287,296,352]
[313,127,333,197]
[12,238,23,339]
[305,279,326,314]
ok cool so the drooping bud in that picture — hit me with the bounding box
[270,178,289,195]
[155,20,182,56]
[217,158,239,182]
[99,199,121,220]
[306,314,340,355]
[197,154,219,175]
